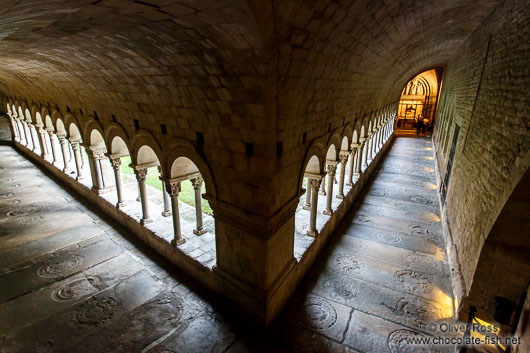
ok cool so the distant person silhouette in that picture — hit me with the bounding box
[416,118,424,135]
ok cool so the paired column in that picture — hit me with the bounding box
[71,141,84,181]
[336,153,348,199]
[47,130,60,167]
[22,122,33,149]
[323,162,337,215]
[134,167,152,225]
[370,130,378,159]
[191,177,207,235]
[307,177,322,237]
[165,180,186,246]
[302,177,312,210]
[110,157,126,209]
[36,126,48,159]
[159,167,172,217]
[7,116,19,142]
[58,135,71,173]
[360,137,368,171]
[366,133,373,163]
[89,149,106,193]
[346,146,357,186]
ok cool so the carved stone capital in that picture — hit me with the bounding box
[310,178,322,191]
[135,168,148,182]
[191,176,203,190]
[71,141,80,151]
[166,180,181,197]
[90,149,107,160]
[339,153,349,165]
[110,158,122,170]
[326,164,337,176]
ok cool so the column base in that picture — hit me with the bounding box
[307,228,318,237]
[162,210,172,217]
[318,191,326,196]
[323,208,333,216]
[171,238,186,246]
[345,181,353,186]
[336,193,344,199]
[193,227,207,236]
[116,201,126,209]
[136,197,141,202]
[76,176,84,182]
[140,217,153,225]
[302,204,311,210]
[91,186,113,195]
[353,173,360,181]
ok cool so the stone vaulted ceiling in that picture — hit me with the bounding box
[0,0,503,129]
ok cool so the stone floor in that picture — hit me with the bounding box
[0,119,461,352]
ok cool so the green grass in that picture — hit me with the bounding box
[120,156,213,215]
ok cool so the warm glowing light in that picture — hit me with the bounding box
[431,287,455,319]
[423,156,434,160]
[426,183,437,190]
[423,147,433,151]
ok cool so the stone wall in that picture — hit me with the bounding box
[432,0,530,318]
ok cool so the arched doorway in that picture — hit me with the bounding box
[396,68,443,134]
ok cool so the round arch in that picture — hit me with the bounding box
[161,139,217,198]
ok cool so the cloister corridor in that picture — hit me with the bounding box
[0,116,458,353]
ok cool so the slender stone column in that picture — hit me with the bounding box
[46,130,60,167]
[71,142,84,180]
[366,133,374,163]
[346,144,357,186]
[360,138,368,171]
[323,163,337,215]
[158,167,171,217]
[135,167,152,225]
[191,177,207,235]
[90,149,106,193]
[319,171,326,195]
[6,116,16,141]
[8,116,19,142]
[14,119,22,142]
[379,127,384,148]
[136,186,141,202]
[111,158,125,208]
[22,122,33,149]
[307,178,322,237]
[336,153,348,199]
[58,135,71,173]
[302,177,312,210]
[165,180,185,246]
[371,130,377,159]
[28,123,40,152]
[35,126,46,158]
[17,120,27,145]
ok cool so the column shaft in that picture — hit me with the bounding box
[166,181,185,246]
[72,142,84,180]
[111,158,125,208]
[58,136,71,172]
[302,177,312,210]
[135,168,152,225]
[323,164,336,215]
[192,177,206,235]
[307,178,321,237]
[337,155,347,199]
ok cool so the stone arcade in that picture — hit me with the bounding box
[0,0,529,352]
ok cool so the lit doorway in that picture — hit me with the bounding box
[396,68,443,135]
